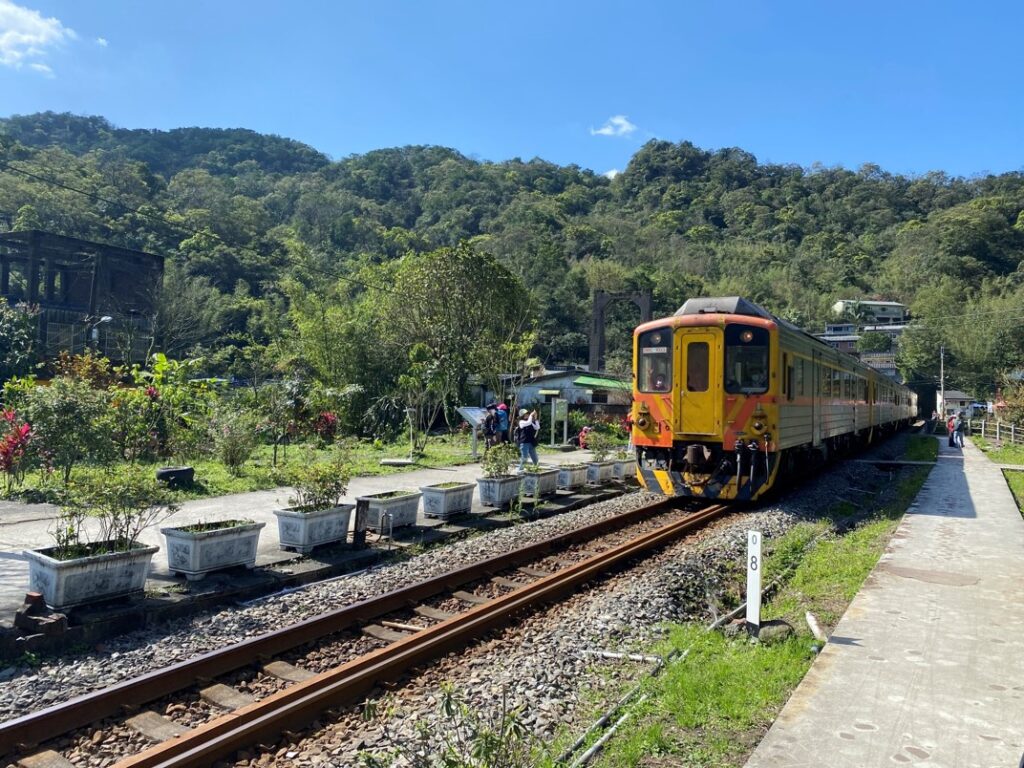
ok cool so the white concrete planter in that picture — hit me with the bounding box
[162,520,265,581]
[24,542,158,611]
[614,457,637,482]
[476,475,523,507]
[521,466,560,498]
[274,504,354,554]
[586,460,617,485]
[358,490,422,531]
[420,482,475,520]
[558,464,589,490]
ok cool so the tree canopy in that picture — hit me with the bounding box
[2,111,1024,405]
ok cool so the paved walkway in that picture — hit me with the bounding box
[0,449,598,626]
[746,436,1024,768]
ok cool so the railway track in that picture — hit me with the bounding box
[2,500,728,768]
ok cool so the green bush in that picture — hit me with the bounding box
[53,470,178,559]
[586,430,615,461]
[286,458,350,512]
[17,376,115,484]
[209,408,258,476]
[482,443,518,478]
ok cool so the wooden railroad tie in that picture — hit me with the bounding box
[263,660,316,683]
[362,624,411,642]
[452,590,489,605]
[125,711,191,742]
[414,605,455,621]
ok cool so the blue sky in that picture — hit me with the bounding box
[1,0,1021,178]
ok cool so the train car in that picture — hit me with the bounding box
[631,296,917,501]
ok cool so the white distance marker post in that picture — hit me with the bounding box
[746,530,762,629]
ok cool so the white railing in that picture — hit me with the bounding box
[966,420,1024,447]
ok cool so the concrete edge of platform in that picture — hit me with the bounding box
[0,482,638,661]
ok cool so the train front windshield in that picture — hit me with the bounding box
[725,325,769,394]
[638,328,672,392]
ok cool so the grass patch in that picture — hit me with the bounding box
[904,434,938,462]
[584,466,931,768]
[1002,470,1024,516]
[12,434,482,502]
[973,436,1024,465]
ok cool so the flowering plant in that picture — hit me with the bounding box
[0,409,31,493]
[312,411,338,443]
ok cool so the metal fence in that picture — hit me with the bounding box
[966,420,1024,447]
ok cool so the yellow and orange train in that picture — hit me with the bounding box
[631,297,917,501]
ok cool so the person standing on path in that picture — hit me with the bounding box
[947,414,956,447]
[954,412,966,448]
[496,403,510,443]
[482,404,498,450]
[516,408,540,471]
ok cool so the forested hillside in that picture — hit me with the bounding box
[2,111,1024,417]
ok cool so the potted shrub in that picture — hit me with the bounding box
[274,460,353,553]
[161,518,266,581]
[24,472,178,610]
[557,462,588,490]
[521,464,560,498]
[420,480,475,520]
[357,489,423,531]
[613,448,637,482]
[476,443,522,507]
[585,432,617,484]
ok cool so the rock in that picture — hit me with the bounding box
[756,619,795,644]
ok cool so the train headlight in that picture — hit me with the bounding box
[752,421,765,434]
[636,416,649,429]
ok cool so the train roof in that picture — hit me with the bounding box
[638,296,915,390]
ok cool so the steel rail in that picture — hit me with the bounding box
[114,504,727,768]
[0,497,681,757]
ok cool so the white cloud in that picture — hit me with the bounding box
[0,0,76,73]
[590,115,637,138]
[603,169,620,179]
[95,36,107,47]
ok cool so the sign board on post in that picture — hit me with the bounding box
[456,407,490,459]
[549,398,570,446]
[746,530,762,629]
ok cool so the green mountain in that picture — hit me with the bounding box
[2,111,1023,397]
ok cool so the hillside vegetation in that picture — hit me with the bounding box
[2,111,1024,420]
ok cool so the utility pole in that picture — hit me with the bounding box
[940,345,945,419]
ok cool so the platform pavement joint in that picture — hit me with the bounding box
[0,449,622,649]
[745,435,1024,768]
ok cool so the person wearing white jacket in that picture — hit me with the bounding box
[516,408,540,471]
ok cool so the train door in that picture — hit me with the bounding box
[679,331,719,435]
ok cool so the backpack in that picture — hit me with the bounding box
[483,412,496,435]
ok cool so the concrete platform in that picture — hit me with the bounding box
[746,436,1024,768]
[0,449,612,631]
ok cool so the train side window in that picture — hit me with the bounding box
[794,359,804,396]
[821,367,831,397]
[638,327,672,393]
[686,341,709,392]
[724,325,769,394]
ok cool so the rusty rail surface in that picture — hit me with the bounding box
[0,497,688,757]
[113,504,727,768]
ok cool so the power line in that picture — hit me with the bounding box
[0,158,401,296]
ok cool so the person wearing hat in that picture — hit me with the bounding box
[495,403,510,442]
[516,408,540,471]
